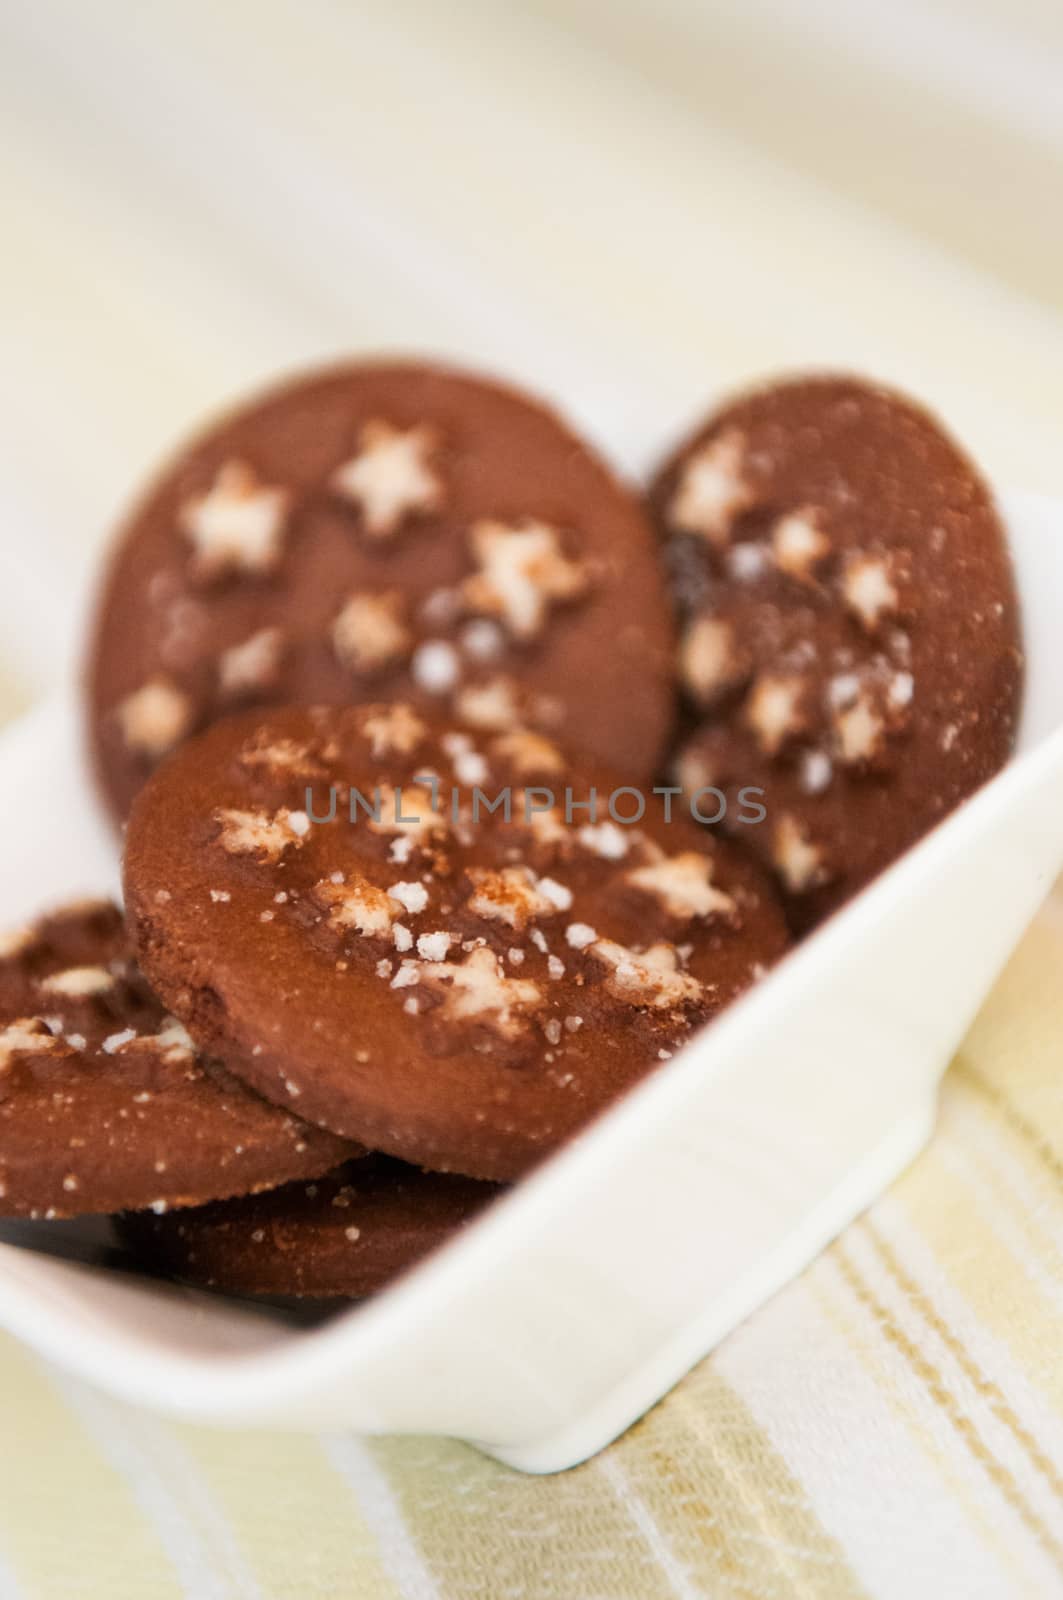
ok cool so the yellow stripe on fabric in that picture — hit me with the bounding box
[369,1433,686,1600]
[833,1240,1063,1578]
[0,1335,184,1600]
[951,1055,1063,1195]
[889,1076,1063,1418]
[168,1426,401,1600]
[620,1368,869,1600]
[810,1253,1030,1587]
[863,1220,1063,1521]
[942,1070,1063,1264]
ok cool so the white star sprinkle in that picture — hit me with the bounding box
[466,867,569,931]
[489,730,565,775]
[842,553,899,632]
[367,784,446,845]
[0,1018,61,1070]
[363,704,428,758]
[834,693,885,765]
[454,676,522,731]
[771,509,831,580]
[313,874,400,937]
[238,738,323,777]
[589,939,703,1008]
[116,679,193,759]
[745,673,807,757]
[332,591,411,675]
[626,852,735,922]
[213,807,309,862]
[180,461,290,579]
[462,520,588,640]
[332,421,443,540]
[419,946,543,1037]
[218,627,285,696]
[679,616,742,706]
[669,429,753,545]
[773,815,827,893]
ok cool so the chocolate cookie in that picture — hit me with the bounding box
[123,704,789,1180]
[118,1156,498,1299]
[649,376,1023,931]
[0,902,355,1218]
[87,360,675,822]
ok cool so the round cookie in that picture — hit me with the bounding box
[123,703,790,1180]
[118,1156,498,1300]
[87,360,675,822]
[649,375,1023,932]
[0,902,356,1218]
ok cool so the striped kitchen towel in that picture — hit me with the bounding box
[2,888,1063,1597]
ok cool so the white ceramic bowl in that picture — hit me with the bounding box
[1,489,1062,1473]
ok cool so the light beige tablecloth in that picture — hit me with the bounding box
[3,904,1063,1597]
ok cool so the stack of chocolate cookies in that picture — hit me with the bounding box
[0,363,1023,1301]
